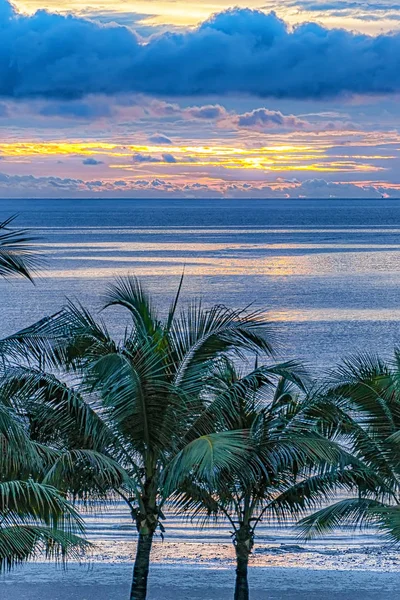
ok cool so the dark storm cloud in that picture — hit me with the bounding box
[3,1,400,99]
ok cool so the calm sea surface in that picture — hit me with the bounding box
[2,197,400,561]
[2,197,400,372]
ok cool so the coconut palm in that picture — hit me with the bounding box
[297,353,400,543]
[0,215,127,570]
[0,275,276,600]
[0,377,92,570]
[0,215,41,281]
[172,360,370,600]
[0,212,82,570]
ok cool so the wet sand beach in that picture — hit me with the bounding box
[4,562,400,600]
[3,535,400,600]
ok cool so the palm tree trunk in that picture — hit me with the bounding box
[234,541,250,600]
[233,524,253,600]
[130,531,154,600]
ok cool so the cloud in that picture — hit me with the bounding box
[187,105,227,119]
[132,152,177,163]
[293,0,400,17]
[148,133,172,144]
[83,10,155,29]
[0,169,396,198]
[82,10,182,37]
[125,97,319,131]
[0,93,348,134]
[162,153,177,163]
[232,108,309,130]
[39,100,113,120]
[262,0,400,22]
[218,106,347,132]
[82,157,104,165]
[132,153,162,163]
[3,2,400,99]
[144,99,228,121]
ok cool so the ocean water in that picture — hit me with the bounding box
[2,197,400,570]
[2,197,400,372]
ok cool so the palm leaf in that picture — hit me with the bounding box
[165,430,256,494]
[0,216,42,282]
[297,497,394,540]
[0,525,89,571]
[103,276,160,338]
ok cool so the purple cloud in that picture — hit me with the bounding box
[188,105,227,119]
[0,170,395,199]
[235,108,308,129]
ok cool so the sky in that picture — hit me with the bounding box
[2,0,400,197]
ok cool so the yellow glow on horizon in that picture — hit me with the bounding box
[0,139,389,175]
[0,141,326,157]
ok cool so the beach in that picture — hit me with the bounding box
[3,530,400,598]
[4,561,400,600]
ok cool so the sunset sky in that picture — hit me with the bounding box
[2,0,400,197]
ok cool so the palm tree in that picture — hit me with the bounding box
[0,215,126,570]
[0,215,41,281]
[0,275,276,600]
[172,360,366,600]
[0,212,80,570]
[0,378,92,570]
[297,353,400,543]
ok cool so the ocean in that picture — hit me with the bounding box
[2,198,400,595]
[2,197,400,372]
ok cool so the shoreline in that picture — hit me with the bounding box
[3,562,400,600]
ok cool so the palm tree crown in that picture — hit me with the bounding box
[298,353,400,542]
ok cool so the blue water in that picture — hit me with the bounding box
[2,198,400,371]
[3,197,400,576]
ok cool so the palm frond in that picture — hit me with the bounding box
[297,497,393,540]
[0,525,89,571]
[43,449,130,498]
[0,365,113,451]
[165,430,255,494]
[170,302,276,394]
[103,276,160,338]
[0,479,85,532]
[0,216,42,282]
